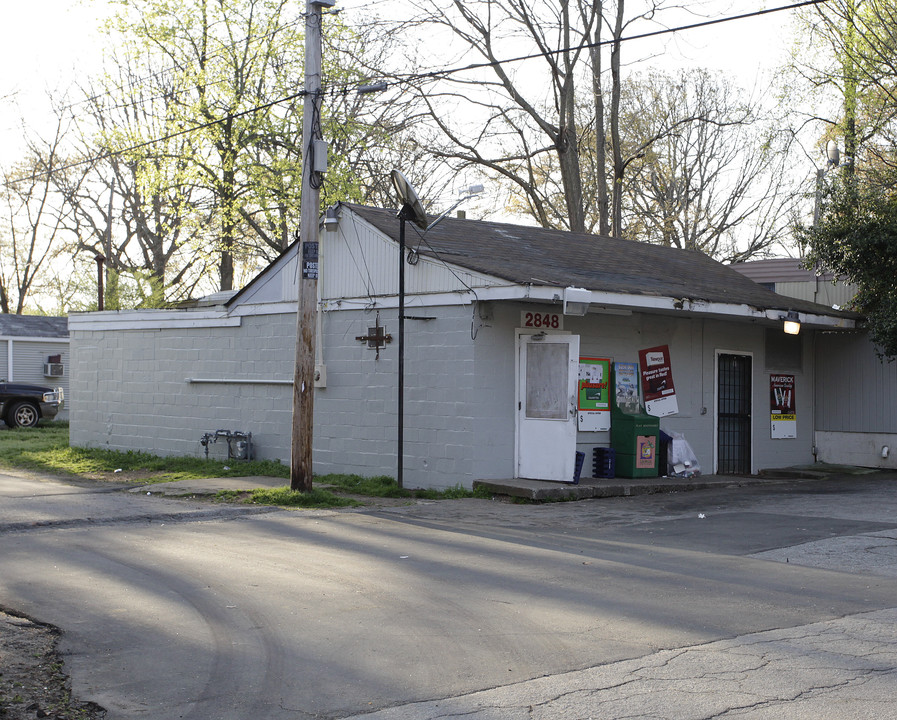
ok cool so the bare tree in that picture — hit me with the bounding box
[621,69,797,261]
[0,120,73,314]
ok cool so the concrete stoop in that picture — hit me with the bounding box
[473,475,757,502]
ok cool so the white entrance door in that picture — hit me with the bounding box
[516,333,580,481]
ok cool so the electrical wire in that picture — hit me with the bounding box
[320,0,831,95]
[11,0,827,185]
[405,222,484,339]
[66,14,308,115]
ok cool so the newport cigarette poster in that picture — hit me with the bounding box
[577,357,611,431]
[638,345,679,417]
[770,374,797,439]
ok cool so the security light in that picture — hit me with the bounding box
[563,287,591,316]
[780,311,801,335]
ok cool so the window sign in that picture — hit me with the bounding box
[770,374,797,439]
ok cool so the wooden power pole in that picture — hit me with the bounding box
[290,0,330,491]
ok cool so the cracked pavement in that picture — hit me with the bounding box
[340,608,897,719]
[3,472,897,718]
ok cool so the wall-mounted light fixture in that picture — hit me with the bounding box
[563,286,591,316]
[780,311,801,335]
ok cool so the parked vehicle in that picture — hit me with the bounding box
[0,383,64,428]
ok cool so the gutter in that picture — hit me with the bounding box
[322,284,856,330]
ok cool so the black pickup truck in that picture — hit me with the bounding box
[0,382,64,428]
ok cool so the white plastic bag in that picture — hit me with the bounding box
[669,432,701,477]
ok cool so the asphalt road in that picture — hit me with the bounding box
[2,472,897,719]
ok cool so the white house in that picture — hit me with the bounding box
[68,204,859,488]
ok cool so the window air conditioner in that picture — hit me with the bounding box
[44,363,64,378]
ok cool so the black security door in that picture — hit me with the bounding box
[717,354,752,475]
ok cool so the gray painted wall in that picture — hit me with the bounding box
[816,331,897,433]
[312,303,516,488]
[70,300,820,488]
[71,315,296,461]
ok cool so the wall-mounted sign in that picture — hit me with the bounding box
[521,311,563,330]
[614,361,641,414]
[638,345,679,417]
[577,357,611,431]
[302,241,319,280]
[770,374,797,439]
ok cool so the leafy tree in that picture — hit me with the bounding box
[56,57,214,308]
[801,180,897,358]
[789,0,897,356]
[102,0,310,291]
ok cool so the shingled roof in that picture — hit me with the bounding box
[0,314,68,338]
[345,203,854,319]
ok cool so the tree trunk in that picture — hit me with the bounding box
[587,0,610,236]
[610,0,625,237]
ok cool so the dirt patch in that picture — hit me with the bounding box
[79,470,171,484]
[0,608,105,719]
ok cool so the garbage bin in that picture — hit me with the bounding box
[611,408,660,478]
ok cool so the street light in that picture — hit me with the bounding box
[813,140,842,226]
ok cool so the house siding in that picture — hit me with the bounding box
[3,338,70,421]
[814,330,897,470]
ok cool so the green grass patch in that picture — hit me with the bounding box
[215,486,360,508]
[0,423,289,483]
[0,424,489,507]
[321,473,490,500]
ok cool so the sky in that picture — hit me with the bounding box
[0,0,802,165]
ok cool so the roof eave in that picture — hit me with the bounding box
[341,283,856,330]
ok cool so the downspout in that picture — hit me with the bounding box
[316,221,325,375]
[811,328,818,462]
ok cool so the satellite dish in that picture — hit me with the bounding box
[390,170,428,230]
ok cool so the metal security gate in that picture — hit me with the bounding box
[717,353,752,475]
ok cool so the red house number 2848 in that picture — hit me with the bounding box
[523,312,561,329]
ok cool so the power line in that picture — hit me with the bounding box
[65,14,307,116]
[15,0,826,184]
[357,0,830,89]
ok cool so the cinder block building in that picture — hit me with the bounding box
[69,204,865,488]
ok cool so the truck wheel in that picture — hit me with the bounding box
[8,401,40,428]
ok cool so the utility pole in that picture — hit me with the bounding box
[290,0,330,491]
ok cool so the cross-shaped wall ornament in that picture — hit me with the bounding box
[355,312,392,360]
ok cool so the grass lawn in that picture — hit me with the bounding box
[0,422,485,506]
